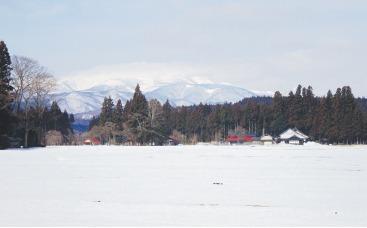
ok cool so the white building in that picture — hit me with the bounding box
[260,135,273,145]
[279,128,309,145]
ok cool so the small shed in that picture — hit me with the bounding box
[260,135,273,145]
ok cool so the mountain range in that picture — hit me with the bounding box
[52,80,273,120]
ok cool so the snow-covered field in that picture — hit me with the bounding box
[1,143,366,226]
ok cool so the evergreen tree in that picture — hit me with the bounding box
[49,101,62,130]
[126,84,149,144]
[61,110,72,134]
[352,107,364,144]
[130,84,148,115]
[122,99,131,123]
[303,86,317,134]
[113,99,124,130]
[313,90,333,141]
[271,91,287,135]
[99,96,114,125]
[288,85,304,130]
[0,41,13,101]
[162,100,173,136]
[175,106,188,135]
[45,101,73,136]
[0,41,14,149]
[69,114,75,123]
[329,88,342,143]
[340,86,357,144]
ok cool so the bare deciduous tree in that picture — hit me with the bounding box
[32,71,56,111]
[31,72,56,146]
[11,56,56,147]
[11,56,41,113]
[148,99,163,129]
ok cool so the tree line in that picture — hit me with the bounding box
[0,41,74,149]
[90,83,367,145]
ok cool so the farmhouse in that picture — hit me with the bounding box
[279,128,309,145]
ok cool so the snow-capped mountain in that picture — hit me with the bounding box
[52,85,134,119]
[52,80,272,119]
[145,82,258,106]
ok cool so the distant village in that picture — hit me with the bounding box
[78,127,309,146]
[226,127,309,145]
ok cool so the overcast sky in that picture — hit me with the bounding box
[1,0,367,96]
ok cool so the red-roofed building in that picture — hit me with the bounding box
[83,137,101,145]
[227,127,256,144]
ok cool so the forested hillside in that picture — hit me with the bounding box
[89,84,367,145]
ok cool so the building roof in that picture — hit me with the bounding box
[279,128,309,140]
[260,135,273,141]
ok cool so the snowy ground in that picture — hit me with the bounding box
[0,143,366,226]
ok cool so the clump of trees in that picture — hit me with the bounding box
[90,84,367,145]
[0,40,74,149]
[88,85,170,145]
[271,85,366,144]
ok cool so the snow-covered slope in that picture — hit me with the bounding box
[145,82,258,106]
[53,84,133,119]
[52,81,271,119]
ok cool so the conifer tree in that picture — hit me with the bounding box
[288,85,304,130]
[303,86,317,134]
[352,107,364,144]
[69,114,75,124]
[61,110,72,134]
[113,99,124,130]
[162,100,173,136]
[313,90,333,141]
[0,41,13,102]
[175,106,188,135]
[49,101,62,130]
[0,41,14,149]
[122,99,131,122]
[340,86,357,144]
[330,88,342,143]
[130,84,148,115]
[99,96,114,125]
[126,84,149,144]
[271,91,287,135]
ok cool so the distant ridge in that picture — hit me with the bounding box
[52,81,273,120]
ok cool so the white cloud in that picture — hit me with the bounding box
[58,62,215,92]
